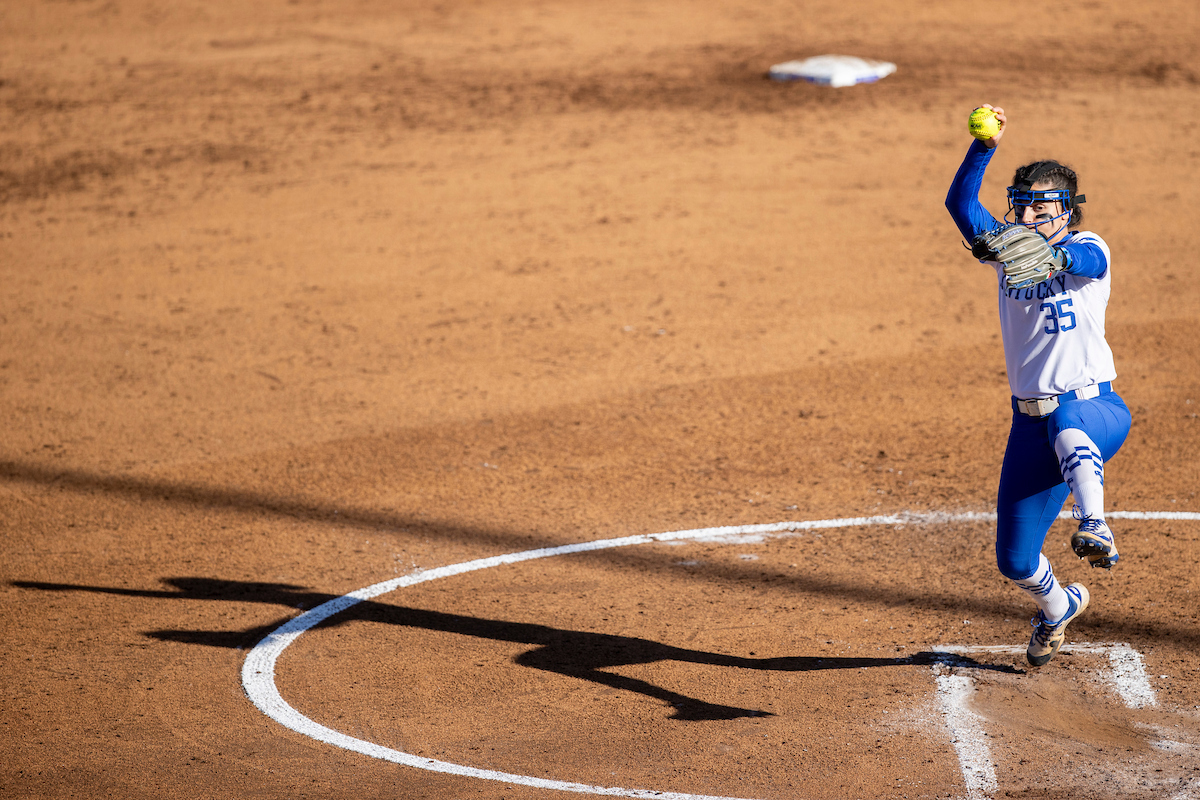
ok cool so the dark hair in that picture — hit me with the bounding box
[1011,160,1084,227]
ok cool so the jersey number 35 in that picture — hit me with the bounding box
[1040,298,1077,335]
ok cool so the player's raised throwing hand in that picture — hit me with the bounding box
[974,104,1007,148]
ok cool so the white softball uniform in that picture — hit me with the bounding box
[987,231,1117,399]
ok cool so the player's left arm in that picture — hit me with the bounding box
[1057,236,1109,279]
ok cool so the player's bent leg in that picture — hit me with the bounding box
[1049,395,1132,569]
[1052,427,1120,567]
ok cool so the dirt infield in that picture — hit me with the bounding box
[3,1,1200,798]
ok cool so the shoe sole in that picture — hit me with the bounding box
[1071,533,1119,569]
[1027,583,1090,667]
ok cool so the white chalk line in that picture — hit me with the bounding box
[934,671,997,800]
[930,642,1158,800]
[932,644,1157,709]
[242,510,1196,800]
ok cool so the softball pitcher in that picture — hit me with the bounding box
[945,105,1132,667]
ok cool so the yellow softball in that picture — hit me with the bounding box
[968,107,1001,141]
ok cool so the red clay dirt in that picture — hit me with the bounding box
[3,1,1200,798]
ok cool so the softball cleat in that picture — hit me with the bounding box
[1072,518,1119,569]
[1027,583,1089,667]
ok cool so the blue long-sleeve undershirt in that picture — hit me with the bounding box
[945,139,1107,279]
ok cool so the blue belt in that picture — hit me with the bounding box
[1012,381,1113,417]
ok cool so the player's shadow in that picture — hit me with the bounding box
[10,458,1196,650]
[12,576,1014,721]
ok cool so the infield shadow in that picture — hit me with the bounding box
[6,458,1195,652]
[13,576,1015,721]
